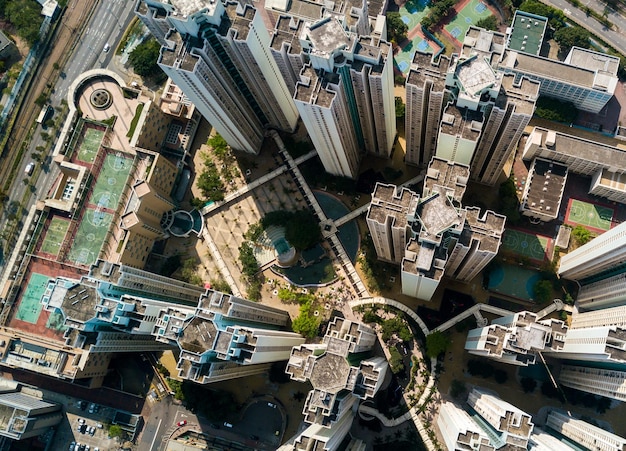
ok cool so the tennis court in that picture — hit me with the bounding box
[67,209,113,266]
[565,198,613,232]
[501,229,550,261]
[76,124,105,163]
[487,264,541,302]
[90,152,133,210]
[40,217,69,257]
[445,0,492,41]
[15,273,49,323]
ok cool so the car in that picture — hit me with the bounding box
[78,401,87,410]
[85,445,90,451]
[103,43,110,53]
[88,403,98,413]
[223,422,233,428]
[80,423,87,434]
[95,422,103,429]
[24,162,35,176]
[78,418,85,424]
[78,445,85,451]
[177,420,187,427]
[88,426,95,436]
[267,402,276,408]
[69,442,76,451]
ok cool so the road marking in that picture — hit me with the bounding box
[149,418,162,451]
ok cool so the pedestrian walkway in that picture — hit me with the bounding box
[200,227,242,297]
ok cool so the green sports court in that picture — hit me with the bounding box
[501,229,550,261]
[445,0,493,41]
[90,153,133,210]
[76,125,105,163]
[565,198,613,232]
[395,0,434,74]
[67,209,113,266]
[15,273,49,323]
[40,218,69,257]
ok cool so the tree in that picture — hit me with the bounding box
[533,279,553,303]
[388,346,405,374]
[572,225,592,245]
[292,300,320,338]
[554,26,591,53]
[387,12,408,43]
[129,37,165,81]
[425,330,451,358]
[108,424,124,439]
[395,97,405,118]
[534,97,577,123]
[498,177,520,223]
[238,242,259,278]
[3,0,43,45]
[196,161,225,201]
[476,15,498,31]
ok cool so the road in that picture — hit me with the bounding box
[539,0,626,53]
[0,0,136,281]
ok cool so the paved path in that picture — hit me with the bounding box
[350,297,430,335]
[200,227,242,297]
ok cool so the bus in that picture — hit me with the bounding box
[36,104,52,124]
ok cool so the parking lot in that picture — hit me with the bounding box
[64,402,120,451]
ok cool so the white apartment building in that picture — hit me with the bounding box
[519,159,568,222]
[436,104,483,166]
[366,183,419,264]
[559,365,626,402]
[558,220,626,281]
[437,401,495,451]
[467,387,534,449]
[137,0,299,154]
[528,427,575,451]
[405,52,451,167]
[577,271,626,311]
[546,410,626,451]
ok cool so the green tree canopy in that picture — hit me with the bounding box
[395,97,405,118]
[572,225,592,245]
[129,37,165,80]
[426,330,451,358]
[108,424,124,439]
[3,0,43,45]
[554,26,591,53]
[196,161,225,201]
[476,15,498,31]
[498,178,520,224]
[387,12,408,43]
[533,279,553,303]
[534,97,578,123]
[262,210,322,251]
[292,300,321,338]
[238,242,260,278]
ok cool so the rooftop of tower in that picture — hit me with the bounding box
[406,52,449,91]
[179,316,218,354]
[416,187,465,239]
[368,182,418,218]
[464,207,505,253]
[424,157,469,201]
[461,26,506,64]
[308,352,350,392]
[294,65,337,108]
[455,54,498,99]
[440,105,482,142]
[402,238,446,278]
[169,0,213,17]
[566,46,620,75]
[305,17,352,56]
[270,16,304,53]
[522,158,567,220]
[218,2,255,40]
[496,74,539,115]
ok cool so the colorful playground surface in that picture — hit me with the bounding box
[395,0,435,74]
[76,123,105,163]
[15,273,48,324]
[501,229,550,261]
[487,263,541,302]
[40,217,70,257]
[565,198,614,232]
[444,0,492,41]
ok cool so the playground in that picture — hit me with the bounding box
[501,229,550,262]
[75,122,105,163]
[89,152,133,211]
[14,273,49,324]
[565,198,614,232]
[444,0,492,41]
[487,264,541,302]
[67,209,113,267]
[40,217,70,257]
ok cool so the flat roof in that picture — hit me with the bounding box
[508,11,547,56]
[522,158,567,219]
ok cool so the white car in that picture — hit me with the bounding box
[103,43,110,53]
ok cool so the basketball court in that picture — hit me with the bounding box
[40,217,70,257]
[67,209,113,266]
[444,0,492,42]
[76,123,105,163]
[395,0,436,74]
[565,198,614,232]
[501,229,550,261]
[14,273,49,324]
[487,264,541,302]
[89,152,132,211]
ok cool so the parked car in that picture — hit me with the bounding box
[177,420,187,427]
[267,402,276,408]
[223,422,233,428]
[88,426,95,436]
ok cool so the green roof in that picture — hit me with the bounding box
[508,11,547,56]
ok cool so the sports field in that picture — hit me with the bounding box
[76,125,105,163]
[15,273,48,324]
[67,209,113,266]
[90,153,133,210]
[445,0,493,41]
[565,198,613,232]
[501,229,550,261]
[395,0,434,74]
[40,218,69,257]
[487,264,541,302]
